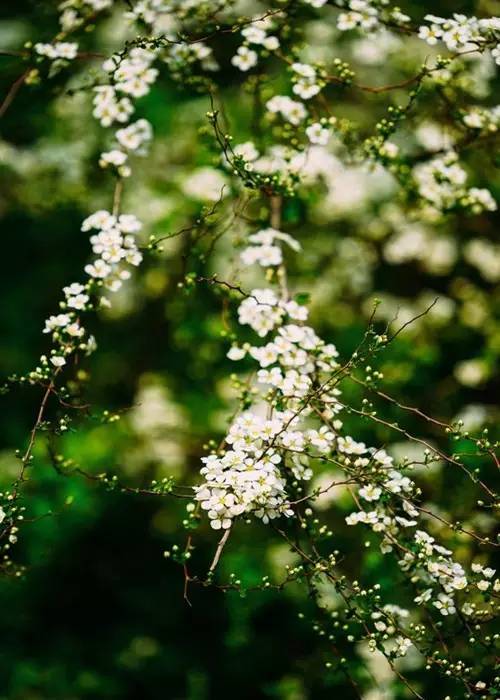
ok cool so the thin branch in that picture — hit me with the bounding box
[208,527,231,573]
[0,68,30,119]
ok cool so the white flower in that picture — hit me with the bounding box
[248,228,301,252]
[281,431,305,451]
[82,210,116,232]
[241,244,282,267]
[306,122,330,145]
[338,4,379,32]
[93,86,134,127]
[263,36,279,50]
[227,346,246,361]
[182,167,228,201]
[433,593,456,616]
[292,63,321,100]
[307,426,335,452]
[463,111,484,129]
[231,46,258,71]
[234,141,259,161]
[238,289,283,337]
[337,436,367,455]
[87,0,113,8]
[266,96,307,125]
[292,63,316,79]
[346,511,365,526]
[118,214,142,233]
[116,119,152,152]
[380,141,399,159]
[249,343,279,367]
[112,50,158,98]
[85,259,112,279]
[99,150,129,174]
[50,356,66,368]
[66,322,84,337]
[385,470,412,494]
[35,42,78,60]
[394,636,412,657]
[43,314,72,333]
[63,283,85,296]
[359,484,382,502]
[210,517,232,530]
[66,293,89,310]
[304,0,328,7]
[418,25,440,45]
[241,27,267,44]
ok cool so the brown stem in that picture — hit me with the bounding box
[208,527,231,573]
[0,68,30,119]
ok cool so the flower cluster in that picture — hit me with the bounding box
[266,95,307,125]
[238,291,311,338]
[413,151,497,215]
[231,18,280,72]
[93,86,134,128]
[462,105,500,131]
[34,41,78,60]
[464,238,500,283]
[418,13,500,54]
[231,46,258,72]
[346,467,483,618]
[30,2,159,381]
[302,0,328,8]
[195,416,293,530]
[240,227,301,267]
[306,122,331,145]
[291,63,323,100]
[196,227,344,528]
[195,215,499,648]
[231,15,280,72]
[337,1,380,33]
[99,118,153,177]
[230,137,339,194]
[83,210,143,280]
[34,210,142,373]
[123,0,169,25]
[241,21,280,51]
[105,49,158,99]
[93,49,158,129]
[58,0,113,31]
[164,42,217,76]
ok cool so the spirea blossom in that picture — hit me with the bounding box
[35,42,78,60]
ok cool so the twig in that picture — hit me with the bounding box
[0,68,30,119]
[208,527,231,573]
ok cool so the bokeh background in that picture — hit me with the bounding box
[0,1,499,698]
